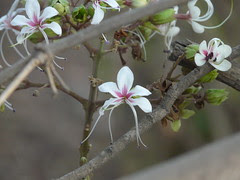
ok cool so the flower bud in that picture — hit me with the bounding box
[205,89,229,105]
[150,9,176,25]
[139,26,152,40]
[198,70,219,83]
[124,0,148,8]
[50,0,70,15]
[72,5,88,23]
[132,0,148,8]
[184,86,202,94]
[185,44,199,59]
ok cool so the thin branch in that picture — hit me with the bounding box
[17,80,88,106]
[0,0,189,106]
[55,62,216,180]
[79,40,104,166]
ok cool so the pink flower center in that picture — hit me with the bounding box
[115,85,134,102]
[27,14,43,28]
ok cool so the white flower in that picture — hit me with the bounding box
[186,0,233,33]
[187,0,214,33]
[91,0,120,25]
[11,0,62,44]
[81,66,152,147]
[0,0,25,67]
[194,38,232,71]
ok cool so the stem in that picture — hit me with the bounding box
[79,40,104,166]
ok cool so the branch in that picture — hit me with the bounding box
[120,132,240,180]
[56,62,216,180]
[17,80,88,106]
[0,0,188,106]
[169,42,240,91]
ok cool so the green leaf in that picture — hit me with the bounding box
[171,120,181,132]
[185,44,199,60]
[198,69,219,83]
[181,109,195,119]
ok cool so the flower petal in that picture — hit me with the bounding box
[131,97,152,113]
[25,0,40,21]
[194,53,206,66]
[129,85,151,97]
[187,0,197,9]
[216,44,232,58]
[0,15,7,24]
[210,59,232,71]
[102,0,120,9]
[199,40,208,56]
[40,7,59,22]
[191,21,204,33]
[91,4,104,25]
[98,82,119,97]
[11,15,30,26]
[99,98,121,115]
[117,66,134,93]
[189,6,201,19]
[42,22,62,35]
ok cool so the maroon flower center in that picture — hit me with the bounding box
[205,52,214,61]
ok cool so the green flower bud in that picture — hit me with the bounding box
[132,0,148,8]
[80,157,88,164]
[185,44,199,60]
[87,6,95,17]
[72,5,88,23]
[139,26,152,40]
[50,0,70,15]
[205,89,229,105]
[198,70,219,83]
[171,120,181,132]
[181,109,195,119]
[142,21,160,32]
[184,86,202,94]
[150,9,176,25]
[53,3,65,15]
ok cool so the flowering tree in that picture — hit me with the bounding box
[0,0,239,179]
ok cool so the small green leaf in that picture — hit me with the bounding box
[181,109,195,119]
[205,89,229,106]
[198,69,219,83]
[185,44,199,59]
[171,120,181,132]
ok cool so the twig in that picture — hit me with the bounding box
[0,51,51,106]
[79,40,104,166]
[56,62,216,180]
[17,80,88,106]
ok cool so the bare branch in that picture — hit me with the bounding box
[17,80,88,106]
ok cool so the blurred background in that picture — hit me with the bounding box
[0,0,239,179]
